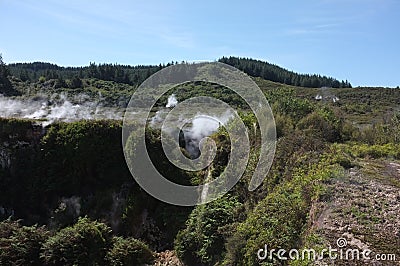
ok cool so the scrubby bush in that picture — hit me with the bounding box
[345,143,400,159]
[0,219,49,266]
[272,96,314,121]
[106,237,154,266]
[0,117,33,140]
[297,107,343,142]
[40,217,113,265]
[224,157,339,265]
[175,195,242,265]
[39,120,129,195]
[38,76,46,83]
[0,217,155,266]
[274,113,294,138]
[224,190,308,265]
[356,112,400,145]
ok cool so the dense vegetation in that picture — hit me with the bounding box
[0,217,153,265]
[7,61,165,86]
[219,56,352,88]
[6,56,351,91]
[1,90,399,264]
[0,55,19,96]
[1,56,399,265]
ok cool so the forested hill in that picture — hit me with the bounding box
[219,56,352,88]
[7,57,351,88]
[7,61,163,86]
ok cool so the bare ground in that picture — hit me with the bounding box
[310,159,400,265]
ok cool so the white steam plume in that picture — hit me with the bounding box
[183,110,233,158]
[0,94,123,126]
[166,94,178,108]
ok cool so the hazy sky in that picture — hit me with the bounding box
[1,0,399,87]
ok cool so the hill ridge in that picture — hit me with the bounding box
[6,57,351,89]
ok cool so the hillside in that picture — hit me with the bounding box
[0,58,399,265]
[6,56,350,90]
[219,57,352,88]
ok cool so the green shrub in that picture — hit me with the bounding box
[175,195,241,265]
[349,143,400,159]
[224,190,307,266]
[0,220,49,266]
[39,120,129,194]
[40,217,113,265]
[354,112,400,145]
[38,76,46,83]
[274,113,294,138]
[297,110,341,142]
[106,237,154,266]
[224,157,339,265]
[0,117,33,140]
[272,96,314,121]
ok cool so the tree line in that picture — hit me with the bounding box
[6,57,352,89]
[219,56,352,88]
[0,55,18,95]
[7,61,171,86]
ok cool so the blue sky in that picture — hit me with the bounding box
[0,0,399,87]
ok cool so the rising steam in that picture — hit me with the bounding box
[1,90,232,159]
[166,94,178,108]
[149,93,233,158]
[182,111,233,158]
[0,94,123,126]
[149,94,179,126]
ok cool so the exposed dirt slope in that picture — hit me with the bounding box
[312,159,400,265]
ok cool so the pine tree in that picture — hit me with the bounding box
[0,54,17,95]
